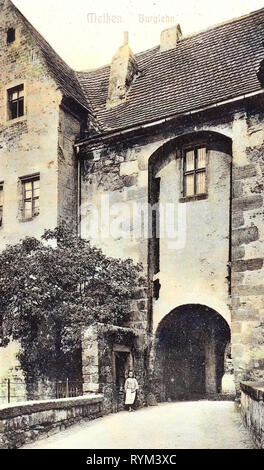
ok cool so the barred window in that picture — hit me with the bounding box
[8,85,24,120]
[183,147,207,197]
[0,184,3,227]
[21,176,40,220]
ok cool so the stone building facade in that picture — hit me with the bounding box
[0,0,90,395]
[0,0,264,407]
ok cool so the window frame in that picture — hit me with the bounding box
[20,174,40,222]
[4,81,27,124]
[181,144,208,201]
[7,84,24,121]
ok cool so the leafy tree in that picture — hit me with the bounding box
[0,225,143,384]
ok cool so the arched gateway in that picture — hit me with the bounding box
[153,304,231,401]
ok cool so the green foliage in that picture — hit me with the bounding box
[0,225,143,382]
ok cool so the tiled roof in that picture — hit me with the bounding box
[77,8,264,133]
[13,4,90,111]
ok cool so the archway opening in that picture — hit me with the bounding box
[154,304,231,401]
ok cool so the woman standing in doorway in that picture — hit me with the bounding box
[124,370,139,412]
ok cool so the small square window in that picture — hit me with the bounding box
[0,184,3,227]
[7,85,24,120]
[7,28,16,44]
[21,176,40,220]
[183,147,207,197]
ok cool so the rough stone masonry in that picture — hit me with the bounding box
[0,0,264,422]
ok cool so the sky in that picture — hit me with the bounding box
[12,0,264,70]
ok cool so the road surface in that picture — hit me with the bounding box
[22,400,254,449]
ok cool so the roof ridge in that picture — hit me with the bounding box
[77,64,110,74]
[11,2,72,73]
[77,44,160,74]
[78,5,264,133]
[10,0,91,111]
[136,6,264,52]
[77,6,264,74]
[179,6,264,42]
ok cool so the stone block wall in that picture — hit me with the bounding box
[80,142,150,268]
[0,0,86,386]
[231,109,264,390]
[82,325,100,395]
[0,394,103,449]
[0,0,63,250]
[240,381,264,448]
[57,106,82,230]
[79,104,264,401]
[80,113,236,402]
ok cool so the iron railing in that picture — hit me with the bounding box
[0,378,83,405]
[55,379,83,399]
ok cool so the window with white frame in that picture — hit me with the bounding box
[21,175,40,220]
[183,146,207,197]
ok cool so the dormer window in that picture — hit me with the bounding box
[7,28,15,44]
[7,85,24,120]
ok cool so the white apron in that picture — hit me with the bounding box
[124,377,139,405]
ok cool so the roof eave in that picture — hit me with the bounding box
[75,88,264,149]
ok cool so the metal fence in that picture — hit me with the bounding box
[55,379,83,399]
[0,378,83,405]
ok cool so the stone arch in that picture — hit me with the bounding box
[147,130,233,333]
[153,295,231,333]
[148,130,232,176]
[153,304,231,402]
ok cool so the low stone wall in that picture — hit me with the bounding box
[240,381,264,449]
[0,394,103,449]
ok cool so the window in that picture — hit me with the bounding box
[152,177,160,275]
[8,85,24,120]
[7,28,15,44]
[153,278,161,300]
[21,176,40,220]
[183,146,207,197]
[0,184,3,227]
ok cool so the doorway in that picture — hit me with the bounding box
[112,345,133,411]
[154,304,231,401]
